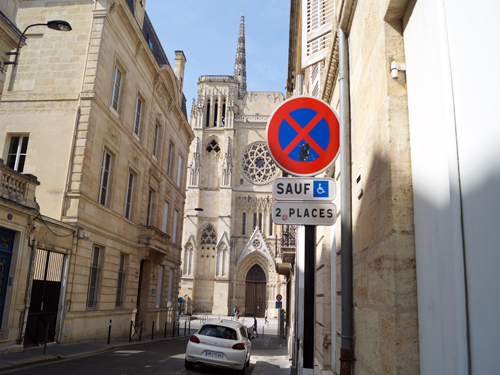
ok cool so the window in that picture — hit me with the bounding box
[176,155,183,187]
[199,325,237,340]
[269,213,273,236]
[124,172,134,219]
[259,213,263,230]
[153,125,159,157]
[7,136,29,172]
[302,0,335,68]
[87,246,101,308]
[116,253,126,307]
[253,213,257,230]
[146,189,154,226]
[98,151,112,206]
[167,268,173,307]
[172,210,179,244]
[242,213,246,235]
[156,265,163,308]
[162,202,169,233]
[167,144,173,175]
[133,98,142,135]
[110,66,122,110]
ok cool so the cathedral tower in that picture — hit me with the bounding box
[180,15,287,318]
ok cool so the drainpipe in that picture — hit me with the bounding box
[338,27,355,375]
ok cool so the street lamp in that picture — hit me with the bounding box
[4,20,72,67]
[184,207,203,217]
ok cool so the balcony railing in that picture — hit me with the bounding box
[199,75,236,83]
[0,159,39,210]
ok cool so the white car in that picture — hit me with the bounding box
[185,319,252,373]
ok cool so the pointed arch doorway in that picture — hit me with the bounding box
[245,264,266,317]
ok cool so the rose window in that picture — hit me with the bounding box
[242,142,279,184]
[253,239,261,248]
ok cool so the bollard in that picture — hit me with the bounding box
[184,321,187,336]
[129,320,133,342]
[172,321,175,337]
[139,321,143,341]
[262,325,264,339]
[188,320,191,336]
[177,320,180,336]
[108,319,112,344]
[164,322,167,338]
[152,321,155,340]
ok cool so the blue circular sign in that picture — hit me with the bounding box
[178,297,184,304]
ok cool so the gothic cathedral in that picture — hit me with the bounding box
[180,15,287,318]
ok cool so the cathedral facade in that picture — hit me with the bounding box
[180,15,287,318]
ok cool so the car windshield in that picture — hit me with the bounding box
[199,324,238,340]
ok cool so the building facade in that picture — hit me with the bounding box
[0,0,22,97]
[180,15,288,318]
[286,0,500,374]
[0,0,193,346]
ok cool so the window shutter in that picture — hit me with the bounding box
[311,62,322,97]
[302,0,335,68]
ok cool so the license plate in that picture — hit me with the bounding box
[205,351,224,359]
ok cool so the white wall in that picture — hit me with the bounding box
[404,0,500,373]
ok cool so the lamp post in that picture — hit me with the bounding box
[4,20,72,67]
[184,208,203,217]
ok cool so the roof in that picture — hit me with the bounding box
[202,319,245,329]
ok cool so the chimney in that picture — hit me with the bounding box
[174,51,187,102]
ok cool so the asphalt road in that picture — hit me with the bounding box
[4,337,256,375]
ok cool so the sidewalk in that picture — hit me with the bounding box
[0,315,290,374]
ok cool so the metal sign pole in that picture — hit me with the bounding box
[303,225,316,374]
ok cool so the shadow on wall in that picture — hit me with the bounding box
[351,152,419,374]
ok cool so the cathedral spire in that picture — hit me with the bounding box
[234,14,247,99]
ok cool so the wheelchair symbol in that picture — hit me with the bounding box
[317,183,326,195]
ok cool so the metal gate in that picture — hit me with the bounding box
[245,264,266,317]
[24,249,64,347]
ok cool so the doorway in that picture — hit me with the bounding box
[0,228,14,328]
[24,249,64,346]
[245,264,266,317]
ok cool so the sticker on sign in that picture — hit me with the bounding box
[273,177,336,201]
[272,201,337,226]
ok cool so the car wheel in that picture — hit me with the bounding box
[246,357,250,367]
[185,359,195,370]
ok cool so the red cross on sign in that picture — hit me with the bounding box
[266,96,340,177]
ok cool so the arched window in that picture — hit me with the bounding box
[269,213,273,236]
[204,139,221,188]
[259,213,263,230]
[253,213,257,229]
[242,212,246,235]
[200,224,217,245]
[205,100,210,127]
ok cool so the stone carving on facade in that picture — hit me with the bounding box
[221,136,232,187]
[236,195,273,211]
[156,111,164,126]
[236,227,275,268]
[189,137,201,186]
[107,122,120,144]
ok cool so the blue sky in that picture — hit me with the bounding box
[145,1,291,114]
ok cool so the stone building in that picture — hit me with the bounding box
[179,15,288,318]
[286,0,500,374]
[0,0,23,97]
[0,0,193,345]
